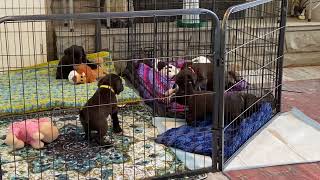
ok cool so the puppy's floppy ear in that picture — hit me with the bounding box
[98,76,109,87]
[181,62,192,70]
[189,72,197,86]
[79,46,86,59]
[64,47,72,55]
[113,76,124,95]
[157,61,167,71]
[174,73,182,87]
[196,70,205,82]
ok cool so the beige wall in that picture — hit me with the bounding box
[0,0,47,71]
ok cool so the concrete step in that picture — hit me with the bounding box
[284,51,320,67]
[284,17,320,67]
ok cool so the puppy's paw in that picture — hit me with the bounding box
[84,134,89,140]
[95,138,114,148]
[164,96,172,105]
[100,140,114,148]
[113,126,123,134]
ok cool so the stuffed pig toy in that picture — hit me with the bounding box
[5,118,59,150]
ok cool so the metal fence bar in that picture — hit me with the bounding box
[212,5,223,173]
[0,1,287,178]
[223,0,272,17]
[220,0,286,169]
[0,8,219,24]
[0,8,221,179]
[96,0,102,52]
[275,0,288,113]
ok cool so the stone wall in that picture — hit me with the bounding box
[46,0,133,61]
[284,20,320,67]
[55,21,215,73]
[52,0,320,72]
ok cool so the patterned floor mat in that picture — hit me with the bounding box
[0,104,185,179]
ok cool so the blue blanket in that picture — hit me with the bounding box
[155,103,273,159]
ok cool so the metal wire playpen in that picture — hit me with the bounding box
[0,0,287,179]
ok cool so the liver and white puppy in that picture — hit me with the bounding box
[180,62,241,91]
[163,60,241,102]
[56,45,98,79]
[182,62,214,91]
[79,74,124,146]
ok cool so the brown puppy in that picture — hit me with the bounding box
[79,74,124,146]
[186,91,275,126]
[180,63,241,91]
[182,62,214,91]
[172,71,274,125]
[56,45,98,79]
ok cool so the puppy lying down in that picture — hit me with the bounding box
[185,91,275,126]
[169,68,275,126]
[56,45,98,79]
[163,65,242,103]
[79,74,124,146]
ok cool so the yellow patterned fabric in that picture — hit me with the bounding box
[87,51,116,74]
[0,51,141,117]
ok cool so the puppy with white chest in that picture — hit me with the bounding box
[79,74,124,146]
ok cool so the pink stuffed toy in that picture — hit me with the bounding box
[5,118,59,150]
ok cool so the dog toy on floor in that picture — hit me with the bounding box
[68,64,106,84]
[68,70,85,84]
[5,118,59,150]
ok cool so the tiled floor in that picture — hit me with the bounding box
[224,110,320,171]
[282,66,320,81]
[282,81,320,123]
[225,162,320,180]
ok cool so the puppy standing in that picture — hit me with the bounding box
[79,74,124,146]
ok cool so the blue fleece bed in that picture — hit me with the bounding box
[155,102,273,160]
